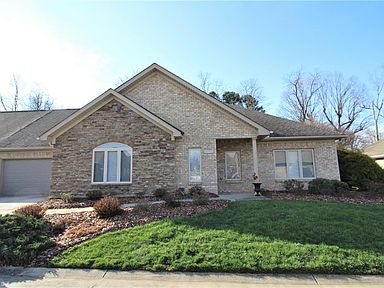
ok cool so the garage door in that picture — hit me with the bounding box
[2,159,51,196]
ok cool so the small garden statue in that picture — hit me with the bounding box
[253,173,262,196]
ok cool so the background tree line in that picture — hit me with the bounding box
[199,66,384,149]
[0,74,53,111]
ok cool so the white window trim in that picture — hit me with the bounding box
[273,149,316,180]
[189,148,202,183]
[91,144,133,185]
[225,151,242,181]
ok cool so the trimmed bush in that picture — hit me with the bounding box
[338,149,384,190]
[0,214,53,265]
[86,190,102,200]
[14,204,46,219]
[283,180,304,193]
[153,188,167,199]
[163,191,180,207]
[93,197,122,218]
[60,192,75,203]
[189,185,210,205]
[308,178,350,195]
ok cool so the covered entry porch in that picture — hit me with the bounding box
[216,138,259,194]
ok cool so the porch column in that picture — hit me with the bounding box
[252,138,259,176]
[0,159,3,194]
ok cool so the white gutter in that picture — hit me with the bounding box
[0,146,51,152]
[261,135,348,141]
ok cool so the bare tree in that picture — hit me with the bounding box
[197,71,211,93]
[280,70,322,122]
[239,78,263,101]
[0,74,21,111]
[27,87,53,110]
[319,73,368,135]
[364,66,384,141]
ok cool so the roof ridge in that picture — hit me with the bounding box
[0,108,79,114]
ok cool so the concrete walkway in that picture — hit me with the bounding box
[44,194,269,215]
[1,267,383,288]
[0,195,48,215]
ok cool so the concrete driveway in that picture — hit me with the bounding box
[0,195,47,215]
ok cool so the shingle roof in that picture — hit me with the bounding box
[0,109,78,148]
[228,105,342,138]
[364,140,384,158]
[0,103,343,149]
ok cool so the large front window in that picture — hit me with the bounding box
[92,143,132,184]
[274,150,315,179]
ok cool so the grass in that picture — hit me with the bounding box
[51,200,384,274]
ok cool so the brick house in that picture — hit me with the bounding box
[0,64,344,197]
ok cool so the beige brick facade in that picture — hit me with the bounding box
[50,100,176,197]
[257,139,340,191]
[47,70,341,196]
[121,72,259,193]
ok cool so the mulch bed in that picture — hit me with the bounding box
[38,197,157,209]
[270,191,384,205]
[39,193,220,209]
[32,200,230,267]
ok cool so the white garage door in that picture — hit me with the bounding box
[2,159,51,196]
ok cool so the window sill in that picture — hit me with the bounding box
[275,178,315,182]
[91,182,132,185]
[225,179,242,183]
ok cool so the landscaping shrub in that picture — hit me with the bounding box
[94,197,122,218]
[332,179,350,193]
[0,214,53,266]
[14,204,46,219]
[308,178,350,195]
[60,192,75,203]
[86,190,102,200]
[283,179,304,193]
[365,181,384,193]
[153,188,167,199]
[134,200,151,213]
[163,191,180,207]
[338,149,384,190]
[189,185,210,205]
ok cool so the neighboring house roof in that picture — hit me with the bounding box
[39,89,183,144]
[0,109,78,149]
[364,140,384,159]
[229,105,345,139]
[115,63,271,136]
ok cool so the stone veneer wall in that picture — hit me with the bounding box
[216,139,254,193]
[257,139,340,191]
[121,72,259,193]
[50,100,176,197]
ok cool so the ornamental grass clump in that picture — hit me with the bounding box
[93,196,122,218]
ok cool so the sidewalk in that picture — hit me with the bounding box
[1,267,383,288]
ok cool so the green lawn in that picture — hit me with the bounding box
[51,200,384,274]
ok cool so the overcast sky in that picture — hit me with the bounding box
[1,1,384,115]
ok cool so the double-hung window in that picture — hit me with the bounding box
[92,143,132,184]
[274,149,315,179]
[189,148,202,182]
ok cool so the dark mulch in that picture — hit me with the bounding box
[32,200,230,266]
[39,193,219,209]
[270,191,384,205]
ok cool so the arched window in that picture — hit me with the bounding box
[92,143,132,184]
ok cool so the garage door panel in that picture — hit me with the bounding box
[2,159,51,196]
